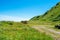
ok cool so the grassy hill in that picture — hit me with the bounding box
[0,2,60,40]
[30,2,60,24]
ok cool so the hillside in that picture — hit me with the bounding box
[30,2,60,23]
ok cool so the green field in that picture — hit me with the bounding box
[0,21,53,40]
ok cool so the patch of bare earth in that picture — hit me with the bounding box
[31,25,60,40]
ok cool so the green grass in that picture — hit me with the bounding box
[30,2,60,23]
[0,21,54,40]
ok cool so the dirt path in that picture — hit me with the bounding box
[31,25,60,40]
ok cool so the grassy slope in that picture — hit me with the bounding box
[30,2,60,25]
[0,21,53,40]
[42,2,60,22]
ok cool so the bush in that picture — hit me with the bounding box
[55,25,60,29]
[8,22,13,25]
[21,21,28,24]
[0,21,13,25]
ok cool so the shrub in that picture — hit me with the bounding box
[8,22,13,25]
[21,21,28,24]
[55,25,60,29]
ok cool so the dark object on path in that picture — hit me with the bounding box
[55,24,60,29]
[21,21,28,24]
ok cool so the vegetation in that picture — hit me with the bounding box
[1,2,60,40]
[30,2,60,25]
[21,21,28,24]
[0,21,53,40]
[55,25,60,29]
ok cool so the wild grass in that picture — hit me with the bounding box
[0,21,53,40]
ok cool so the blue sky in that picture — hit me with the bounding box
[0,0,60,21]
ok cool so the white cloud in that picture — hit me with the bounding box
[0,15,29,22]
